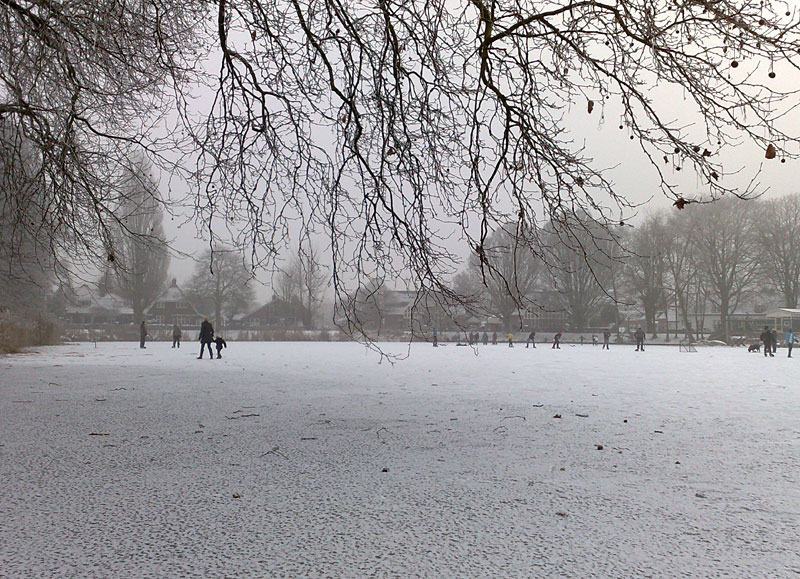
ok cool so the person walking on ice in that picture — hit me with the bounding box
[139,320,149,349]
[507,332,514,347]
[634,327,645,351]
[198,318,215,359]
[432,328,438,347]
[214,336,227,359]
[552,330,562,349]
[760,326,774,357]
[786,328,797,358]
[526,331,536,348]
[602,329,611,349]
[172,323,182,348]
[592,334,598,346]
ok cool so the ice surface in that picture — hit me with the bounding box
[1,342,798,577]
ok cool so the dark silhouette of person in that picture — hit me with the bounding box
[771,329,778,354]
[602,329,611,349]
[760,326,774,357]
[526,331,536,348]
[214,336,227,359]
[634,327,645,351]
[139,321,148,349]
[198,318,214,359]
[552,331,562,349]
[482,332,488,345]
[492,331,497,345]
[432,328,438,347]
[172,323,182,348]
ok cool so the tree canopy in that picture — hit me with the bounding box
[3,0,800,331]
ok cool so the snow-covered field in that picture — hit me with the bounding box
[1,341,798,577]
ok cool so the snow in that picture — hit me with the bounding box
[1,341,798,577]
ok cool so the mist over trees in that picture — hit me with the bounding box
[452,195,800,344]
[106,160,171,324]
[184,248,256,332]
[4,1,800,341]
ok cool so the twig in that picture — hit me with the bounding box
[225,413,260,419]
[260,445,287,459]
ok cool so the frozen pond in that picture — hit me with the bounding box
[1,341,798,577]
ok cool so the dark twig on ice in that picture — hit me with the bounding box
[261,446,287,459]
[226,413,260,420]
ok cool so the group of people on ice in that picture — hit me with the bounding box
[137,319,228,359]
[759,326,797,357]
[440,327,618,349]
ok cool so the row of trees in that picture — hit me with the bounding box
[3,0,800,338]
[454,195,800,342]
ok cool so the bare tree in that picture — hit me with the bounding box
[0,0,206,266]
[689,199,759,342]
[462,225,542,331]
[752,194,800,308]
[662,213,701,341]
[196,0,800,334]
[547,215,615,331]
[5,1,800,338]
[108,159,170,324]
[622,216,666,337]
[185,248,256,331]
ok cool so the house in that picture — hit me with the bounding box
[240,295,308,329]
[62,283,132,325]
[765,308,800,333]
[144,279,204,328]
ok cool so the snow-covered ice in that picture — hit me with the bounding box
[1,341,798,577]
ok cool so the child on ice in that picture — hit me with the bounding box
[214,336,227,359]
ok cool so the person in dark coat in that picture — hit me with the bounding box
[492,331,497,345]
[552,331,562,349]
[771,329,778,354]
[760,326,774,357]
[139,321,148,349]
[482,332,488,345]
[634,327,645,351]
[526,331,536,348]
[198,318,214,359]
[172,323,182,348]
[214,336,227,359]
[602,329,611,349]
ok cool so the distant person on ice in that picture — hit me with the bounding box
[507,332,514,347]
[552,331,562,349]
[432,328,438,347]
[634,327,645,351]
[580,335,585,345]
[786,328,797,358]
[602,329,611,349]
[526,331,536,348]
[139,320,148,349]
[482,332,488,345]
[492,331,497,345]
[214,336,227,359]
[771,328,778,354]
[198,318,215,359]
[592,334,598,346]
[172,323,182,348]
[760,326,774,357]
